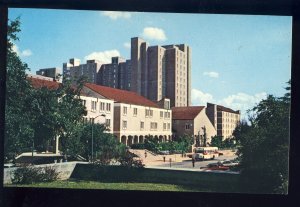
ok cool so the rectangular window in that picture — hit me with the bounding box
[145,109,149,117]
[185,123,190,130]
[149,110,153,117]
[150,122,157,130]
[100,102,105,111]
[164,112,168,118]
[122,121,127,129]
[91,101,97,111]
[163,123,166,130]
[140,122,144,130]
[133,108,137,116]
[106,103,111,112]
[167,123,170,130]
[160,111,163,118]
[106,119,111,128]
[123,106,127,115]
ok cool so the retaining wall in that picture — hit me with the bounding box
[3,161,82,184]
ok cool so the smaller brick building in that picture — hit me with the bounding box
[172,106,217,146]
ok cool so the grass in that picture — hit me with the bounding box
[5,180,203,192]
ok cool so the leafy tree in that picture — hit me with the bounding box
[5,18,86,161]
[118,150,145,168]
[236,81,290,194]
[5,18,34,161]
[61,123,125,164]
[210,136,223,148]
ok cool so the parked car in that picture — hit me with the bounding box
[206,162,229,171]
[222,160,240,167]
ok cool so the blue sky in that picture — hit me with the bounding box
[8,9,292,119]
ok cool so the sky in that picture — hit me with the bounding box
[8,9,292,120]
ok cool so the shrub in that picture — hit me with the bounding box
[11,165,59,184]
[130,143,145,149]
[118,151,145,168]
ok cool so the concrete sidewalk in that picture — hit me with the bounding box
[145,165,240,174]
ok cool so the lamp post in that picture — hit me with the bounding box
[91,114,106,163]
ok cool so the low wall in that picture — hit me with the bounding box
[3,162,81,184]
[71,164,240,190]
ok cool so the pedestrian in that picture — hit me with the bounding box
[144,151,147,158]
[192,158,195,168]
[163,156,166,162]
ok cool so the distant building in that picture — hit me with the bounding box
[97,57,131,90]
[131,37,191,107]
[172,106,217,146]
[28,74,54,82]
[206,103,240,139]
[63,58,102,84]
[82,83,172,146]
[36,67,61,82]
[62,37,191,107]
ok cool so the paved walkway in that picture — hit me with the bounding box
[129,149,237,167]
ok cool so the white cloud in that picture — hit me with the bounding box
[123,42,131,49]
[101,11,131,20]
[12,44,32,57]
[141,27,167,41]
[219,92,267,117]
[84,50,121,63]
[203,71,219,78]
[21,49,32,57]
[191,88,267,120]
[191,88,215,106]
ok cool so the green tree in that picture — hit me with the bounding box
[5,18,34,161]
[61,123,125,164]
[237,81,290,194]
[210,136,223,148]
[5,18,86,161]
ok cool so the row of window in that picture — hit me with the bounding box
[83,117,111,128]
[123,106,171,119]
[84,100,112,113]
[122,121,170,130]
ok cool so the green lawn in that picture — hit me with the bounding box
[5,180,203,192]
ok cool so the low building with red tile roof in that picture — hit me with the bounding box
[28,75,60,90]
[28,76,114,133]
[172,106,217,146]
[83,83,172,145]
[206,103,240,139]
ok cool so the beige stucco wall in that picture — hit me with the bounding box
[113,103,172,143]
[193,109,217,143]
[80,95,114,133]
[172,108,217,143]
[218,111,240,139]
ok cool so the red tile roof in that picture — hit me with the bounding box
[28,77,89,96]
[28,77,60,90]
[172,106,205,120]
[84,83,160,108]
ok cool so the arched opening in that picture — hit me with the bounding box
[134,135,139,144]
[139,135,144,144]
[127,135,133,146]
[164,135,167,142]
[159,135,163,143]
[121,136,127,145]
